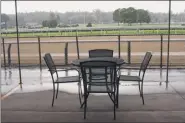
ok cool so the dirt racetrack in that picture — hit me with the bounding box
[1,35,185,66]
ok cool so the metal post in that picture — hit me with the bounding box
[159,68,163,86]
[15,0,22,85]
[2,38,7,69]
[118,35,121,58]
[127,41,131,64]
[76,31,80,59]
[7,44,12,68]
[64,42,68,65]
[166,0,171,85]
[38,36,42,71]
[160,34,163,69]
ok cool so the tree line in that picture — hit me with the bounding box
[41,12,60,28]
[113,7,150,26]
[1,7,185,28]
[1,14,10,29]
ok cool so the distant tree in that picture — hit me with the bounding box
[86,22,92,27]
[145,13,151,24]
[42,19,57,28]
[41,12,59,28]
[137,9,151,24]
[120,8,127,23]
[136,9,145,25]
[1,13,10,29]
[42,20,48,27]
[120,7,137,26]
[117,7,151,26]
[49,20,58,28]
[113,8,121,25]
[126,7,137,25]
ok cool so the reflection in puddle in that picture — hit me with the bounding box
[2,70,12,85]
[1,67,185,95]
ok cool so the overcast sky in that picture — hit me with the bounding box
[2,1,185,14]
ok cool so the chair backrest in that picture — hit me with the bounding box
[89,49,113,58]
[80,61,117,93]
[43,53,58,77]
[139,52,152,80]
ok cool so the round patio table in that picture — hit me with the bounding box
[72,57,125,66]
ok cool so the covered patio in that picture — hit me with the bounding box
[1,67,185,122]
[1,0,185,122]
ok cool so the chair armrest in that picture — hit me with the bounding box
[119,63,143,70]
[57,67,80,73]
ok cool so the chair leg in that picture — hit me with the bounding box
[56,83,59,99]
[81,93,89,109]
[138,81,141,92]
[78,82,81,105]
[52,83,55,107]
[141,95,145,105]
[141,81,145,105]
[108,93,114,104]
[113,92,116,120]
[116,82,119,108]
[78,81,84,107]
[138,81,141,97]
[84,94,87,119]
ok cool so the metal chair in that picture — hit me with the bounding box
[80,60,119,120]
[118,52,152,105]
[43,53,83,107]
[89,49,114,75]
[89,49,113,58]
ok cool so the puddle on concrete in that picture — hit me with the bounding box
[1,67,185,95]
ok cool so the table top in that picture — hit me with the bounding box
[72,57,125,66]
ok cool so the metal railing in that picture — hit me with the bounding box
[2,26,185,34]
[1,34,185,71]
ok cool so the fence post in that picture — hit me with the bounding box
[7,44,12,68]
[127,41,131,64]
[2,38,7,69]
[38,36,42,71]
[76,31,80,59]
[64,42,68,65]
[118,35,121,58]
[160,34,163,69]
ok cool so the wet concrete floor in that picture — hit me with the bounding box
[1,67,185,96]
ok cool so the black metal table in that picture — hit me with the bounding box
[72,57,125,66]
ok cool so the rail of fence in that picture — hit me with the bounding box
[2,33,185,39]
[2,26,185,34]
[1,34,185,70]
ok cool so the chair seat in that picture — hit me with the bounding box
[119,75,141,81]
[88,85,114,93]
[91,75,107,80]
[56,76,80,83]
[87,68,111,75]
